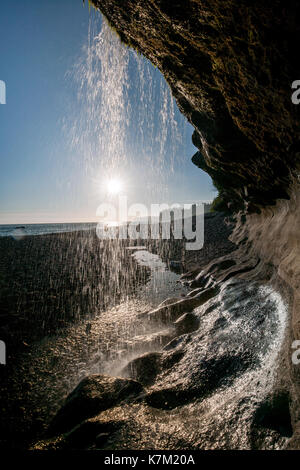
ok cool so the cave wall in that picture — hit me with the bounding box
[93,0,300,210]
[231,184,300,448]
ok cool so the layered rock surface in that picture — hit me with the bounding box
[34,271,290,450]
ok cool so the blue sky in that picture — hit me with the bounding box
[0,0,214,224]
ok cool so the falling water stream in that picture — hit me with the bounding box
[66,16,187,204]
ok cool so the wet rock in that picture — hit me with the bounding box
[63,420,106,448]
[161,350,185,370]
[180,269,201,281]
[212,316,227,331]
[158,297,181,307]
[146,352,252,410]
[203,301,221,316]
[121,352,162,386]
[189,273,209,289]
[192,286,219,302]
[163,334,191,352]
[174,312,200,335]
[49,374,144,434]
[209,259,237,274]
[95,432,111,447]
[186,287,203,297]
[146,387,193,410]
[220,259,261,283]
[35,418,125,450]
[251,392,293,449]
[144,287,219,325]
[31,274,291,450]
[120,329,175,353]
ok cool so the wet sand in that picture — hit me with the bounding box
[0,231,149,349]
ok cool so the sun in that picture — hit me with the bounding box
[106,178,123,195]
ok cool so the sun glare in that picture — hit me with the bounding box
[106,178,123,195]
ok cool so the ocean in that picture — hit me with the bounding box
[0,223,98,238]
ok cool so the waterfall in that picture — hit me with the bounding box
[67,16,188,205]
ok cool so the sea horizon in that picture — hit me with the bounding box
[0,222,98,237]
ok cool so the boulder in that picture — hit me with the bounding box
[144,287,219,325]
[49,374,143,434]
[174,312,200,335]
[121,352,162,385]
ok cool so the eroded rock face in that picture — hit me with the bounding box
[35,274,290,450]
[48,374,144,434]
[92,0,300,210]
[121,352,162,385]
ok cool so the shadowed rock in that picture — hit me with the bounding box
[62,420,120,449]
[145,387,194,410]
[186,287,204,297]
[158,297,181,307]
[161,349,185,370]
[251,392,293,449]
[49,374,144,434]
[174,312,200,335]
[189,260,237,288]
[121,352,162,386]
[146,353,252,410]
[189,272,209,289]
[143,286,219,325]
